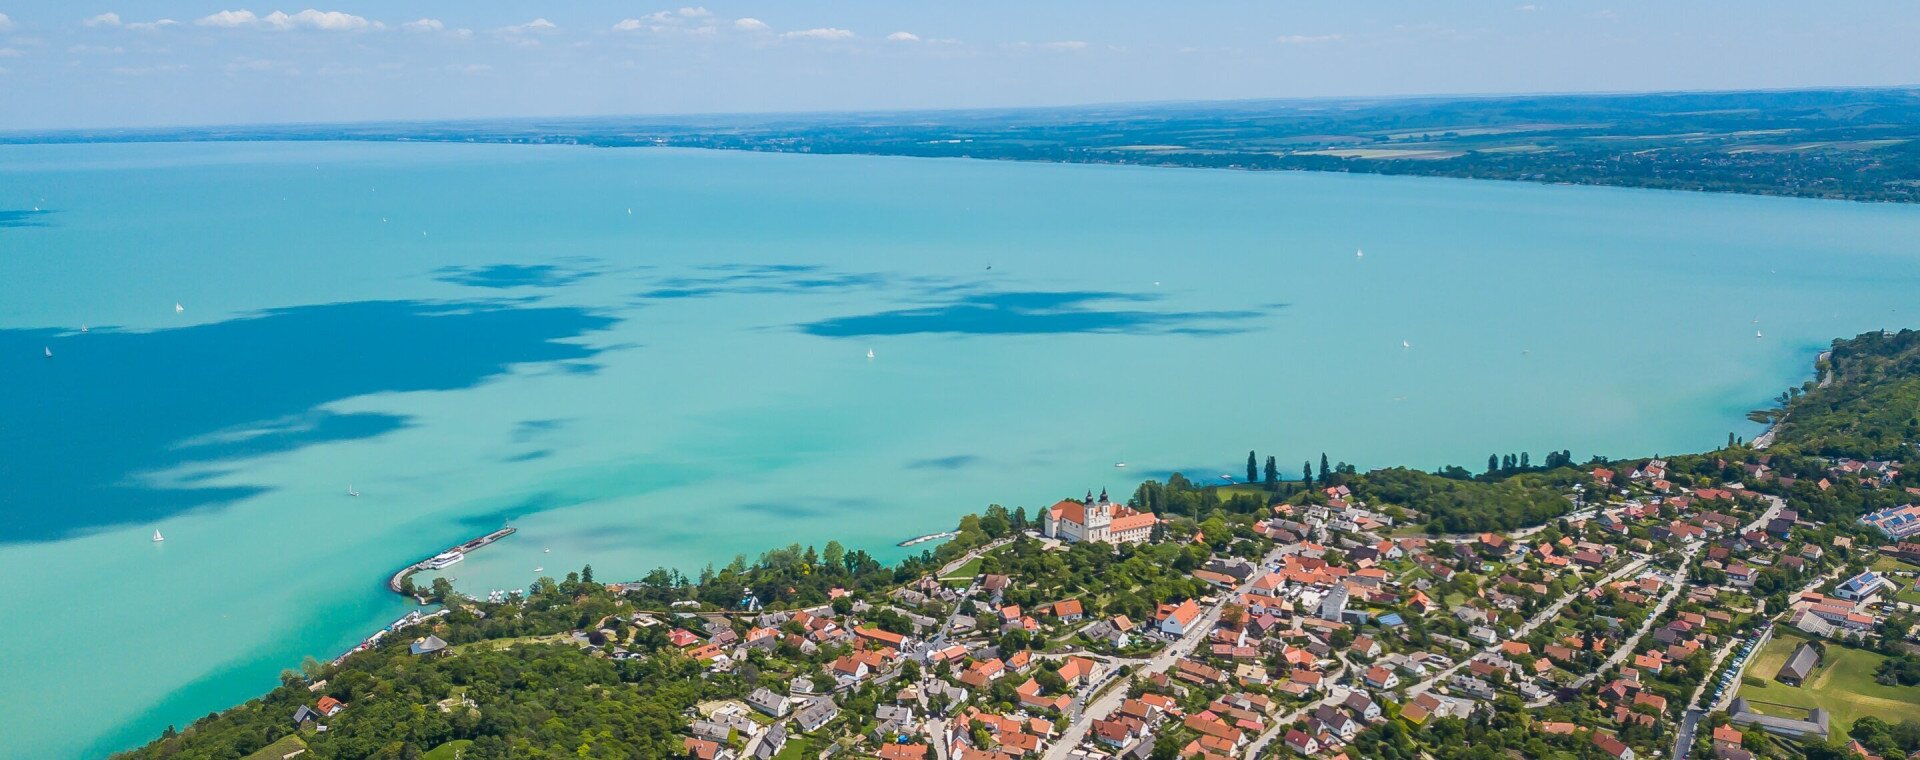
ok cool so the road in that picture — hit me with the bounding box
[1401,555,1648,705]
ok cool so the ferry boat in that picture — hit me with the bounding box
[423,551,464,570]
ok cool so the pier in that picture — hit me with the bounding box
[387,527,517,597]
[898,530,958,548]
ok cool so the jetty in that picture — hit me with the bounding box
[388,527,516,597]
[898,530,958,548]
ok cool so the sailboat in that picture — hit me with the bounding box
[43,347,52,358]
[1756,330,1764,339]
[80,324,88,333]
[1402,340,1411,349]
[1356,248,1364,258]
[1114,462,1128,468]
[347,484,360,497]
[866,349,875,359]
[533,566,544,573]
[543,547,551,553]
[174,302,184,313]
[152,530,165,542]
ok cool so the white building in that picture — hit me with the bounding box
[1041,490,1158,545]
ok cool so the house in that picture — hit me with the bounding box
[409,635,449,656]
[748,687,791,718]
[753,724,788,760]
[1041,490,1159,545]
[683,737,728,760]
[1157,599,1202,637]
[794,699,840,734]
[1048,599,1085,621]
[1283,729,1319,756]
[315,696,345,716]
[876,745,927,760]
[1592,731,1636,760]
[1776,643,1820,687]
[1363,666,1399,690]
[292,705,319,725]
[1726,565,1757,588]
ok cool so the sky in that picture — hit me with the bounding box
[0,1,1916,130]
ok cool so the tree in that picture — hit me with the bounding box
[1248,451,1259,484]
[823,541,846,571]
[1265,456,1279,488]
[1488,454,1499,474]
[1320,453,1331,484]
[1303,461,1314,485]
[581,564,594,585]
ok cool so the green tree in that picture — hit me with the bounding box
[1264,456,1278,488]
[1248,451,1259,484]
[823,541,846,571]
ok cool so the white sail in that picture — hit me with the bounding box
[174,302,184,313]
[152,530,165,542]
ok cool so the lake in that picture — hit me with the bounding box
[3,141,1919,757]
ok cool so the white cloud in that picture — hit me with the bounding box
[401,18,443,33]
[1275,33,1343,44]
[677,7,711,18]
[0,13,13,32]
[886,31,919,42]
[196,10,258,27]
[273,10,373,31]
[197,8,372,31]
[126,18,178,31]
[0,47,22,57]
[611,18,645,32]
[733,17,768,31]
[502,18,557,33]
[84,12,122,27]
[112,63,187,75]
[1039,40,1087,50]
[783,27,853,40]
[1515,4,1538,10]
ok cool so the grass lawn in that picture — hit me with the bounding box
[422,739,473,760]
[242,735,307,760]
[772,737,813,760]
[1871,556,1920,574]
[1737,633,1920,733]
[1213,484,1270,502]
[940,557,983,587]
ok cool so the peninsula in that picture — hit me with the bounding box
[114,328,1920,760]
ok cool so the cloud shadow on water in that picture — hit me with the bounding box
[905,455,981,470]
[798,290,1275,337]
[435,263,596,289]
[0,209,55,229]
[0,299,616,544]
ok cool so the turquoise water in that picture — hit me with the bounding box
[3,141,1919,757]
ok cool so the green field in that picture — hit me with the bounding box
[241,735,308,760]
[939,557,983,588]
[422,739,472,760]
[1871,556,1920,574]
[1737,632,1920,733]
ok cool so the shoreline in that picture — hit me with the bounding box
[385,526,516,600]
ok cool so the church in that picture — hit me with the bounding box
[1041,489,1159,545]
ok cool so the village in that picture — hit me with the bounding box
[320,448,1918,760]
